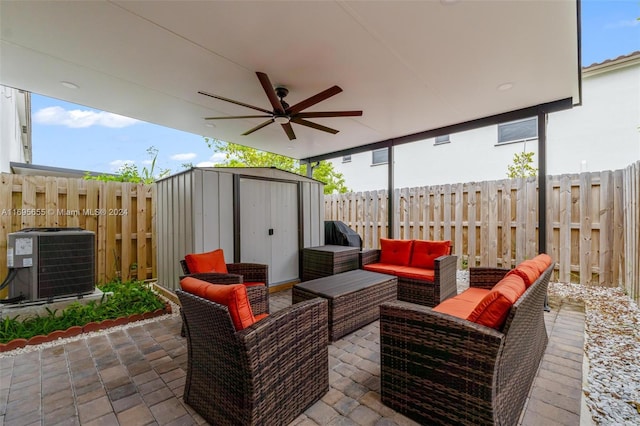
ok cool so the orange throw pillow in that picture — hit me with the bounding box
[180,277,256,331]
[506,262,539,288]
[531,254,553,274]
[184,249,229,274]
[410,240,451,269]
[492,273,526,303]
[467,274,525,330]
[467,291,513,330]
[379,239,414,266]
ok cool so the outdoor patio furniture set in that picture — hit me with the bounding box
[176,244,552,425]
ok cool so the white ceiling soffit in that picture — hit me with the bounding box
[0,1,580,160]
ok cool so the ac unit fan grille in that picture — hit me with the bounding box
[38,234,95,299]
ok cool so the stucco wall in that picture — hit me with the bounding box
[0,86,30,173]
[331,56,640,191]
[547,63,640,175]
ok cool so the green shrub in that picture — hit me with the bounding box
[0,280,166,343]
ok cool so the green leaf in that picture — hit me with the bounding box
[206,138,350,194]
[84,145,170,184]
[507,151,538,178]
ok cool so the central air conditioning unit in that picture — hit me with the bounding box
[6,228,96,302]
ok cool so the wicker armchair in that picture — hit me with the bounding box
[176,290,329,426]
[379,263,553,425]
[180,259,269,314]
[178,275,269,338]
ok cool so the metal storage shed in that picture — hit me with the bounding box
[156,167,325,291]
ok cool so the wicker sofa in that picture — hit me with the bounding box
[361,239,457,306]
[177,282,329,426]
[379,255,554,425]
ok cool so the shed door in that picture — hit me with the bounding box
[239,178,299,285]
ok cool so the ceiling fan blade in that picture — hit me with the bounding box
[296,111,363,118]
[287,86,343,115]
[256,72,285,115]
[281,122,296,140]
[198,90,272,114]
[291,118,339,134]
[242,119,274,136]
[205,115,271,120]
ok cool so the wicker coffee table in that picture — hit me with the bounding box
[292,269,397,341]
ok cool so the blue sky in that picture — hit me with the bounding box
[31,102,214,175]
[30,0,640,175]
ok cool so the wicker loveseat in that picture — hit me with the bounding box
[177,280,329,426]
[379,255,554,425]
[361,239,457,306]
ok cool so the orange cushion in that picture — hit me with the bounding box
[389,265,435,281]
[242,282,266,287]
[467,290,513,330]
[433,297,478,319]
[531,254,553,274]
[184,249,229,274]
[410,240,451,269]
[508,262,539,287]
[254,313,269,322]
[180,277,255,331]
[492,274,526,303]
[179,276,211,298]
[363,263,399,275]
[363,264,435,282]
[379,239,414,266]
[466,274,524,329]
[455,287,490,304]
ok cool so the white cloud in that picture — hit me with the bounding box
[195,153,227,167]
[109,159,135,171]
[605,19,639,29]
[170,153,197,161]
[209,152,227,163]
[33,106,139,128]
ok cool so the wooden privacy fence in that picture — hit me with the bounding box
[325,161,640,302]
[1,161,637,303]
[0,173,155,298]
[624,161,640,303]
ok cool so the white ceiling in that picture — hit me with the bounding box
[0,0,580,160]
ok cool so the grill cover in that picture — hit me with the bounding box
[324,221,362,249]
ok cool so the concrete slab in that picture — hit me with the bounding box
[0,288,111,320]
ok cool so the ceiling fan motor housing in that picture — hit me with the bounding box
[275,87,290,111]
[275,86,289,99]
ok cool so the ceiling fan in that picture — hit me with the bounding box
[199,72,362,141]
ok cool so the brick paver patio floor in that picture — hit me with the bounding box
[0,290,587,426]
